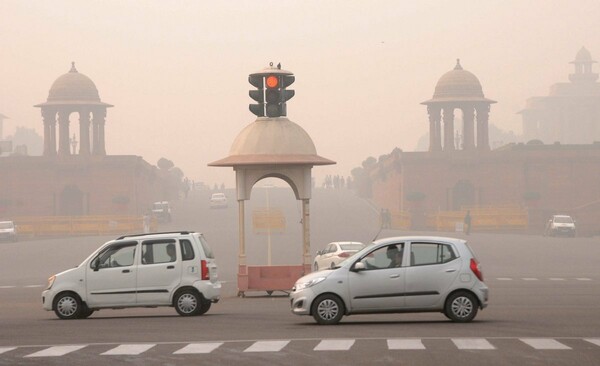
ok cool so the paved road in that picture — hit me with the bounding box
[1,188,599,365]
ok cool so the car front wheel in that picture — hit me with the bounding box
[174,290,202,316]
[444,291,478,322]
[53,292,83,320]
[311,294,345,325]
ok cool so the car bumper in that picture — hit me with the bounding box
[473,283,489,309]
[289,287,318,316]
[194,280,222,302]
[41,289,55,311]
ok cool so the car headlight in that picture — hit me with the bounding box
[46,275,56,290]
[294,277,326,291]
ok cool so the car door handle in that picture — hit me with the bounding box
[389,274,400,278]
[167,265,175,269]
[445,269,457,273]
[122,269,130,273]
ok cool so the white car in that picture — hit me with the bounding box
[42,231,220,319]
[0,220,18,242]
[544,215,576,237]
[151,201,172,222]
[314,242,365,271]
[209,193,228,208]
[291,236,488,325]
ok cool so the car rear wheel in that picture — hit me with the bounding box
[444,291,478,322]
[174,290,202,316]
[312,294,344,325]
[53,292,83,320]
[314,262,319,271]
[79,304,95,319]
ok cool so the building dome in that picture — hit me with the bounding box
[573,47,595,63]
[35,63,112,107]
[209,117,335,166]
[422,59,496,104]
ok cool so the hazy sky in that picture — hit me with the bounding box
[1,1,599,187]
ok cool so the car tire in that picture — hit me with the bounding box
[174,289,202,316]
[330,262,336,269]
[444,291,478,323]
[198,300,212,315]
[314,262,319,271]
[79,304,95,319]
[53,292,83,320]
[311,294,345,325]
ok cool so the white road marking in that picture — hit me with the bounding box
[24,285,44,288]
[101,344,155,355]
[244,340,289,352]
[576,278,592,281]
[0,286,16,289]
[387,339,425,350]
[496,278,512,281]
[452,338,495,350]
[0,347,16,355]
[522,278,539,281]
[549,278,565,281]
[520,338,571,350]
[25,345,86,357]
[314,339,355,351]
[584,338,600,347]
[173,342,223,354]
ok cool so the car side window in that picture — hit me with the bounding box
[142,239,177,264]
[410,243,457,266]
[360,244,404,270]
[328,244,336,253]
[180,239,195,261]
[91,242,137,269]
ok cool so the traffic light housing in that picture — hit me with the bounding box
[249,63,295,118]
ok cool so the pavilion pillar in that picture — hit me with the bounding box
[462,106,475,150]
[443,106,455,151]
[42,109,57,156]
[92,108,107,155]
[57,110,71,156]
[427,106,442,151]
[79,109,91,155]
[476,105,490,150]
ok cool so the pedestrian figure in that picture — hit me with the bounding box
[464,210,472,235]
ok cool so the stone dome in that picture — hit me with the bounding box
[35,63,112,107]
[209,117,335,166]
[574,47,594,62]
[422,59,496,104]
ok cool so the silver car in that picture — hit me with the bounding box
[290,236,488,325]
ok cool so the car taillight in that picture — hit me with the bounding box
[201,260,209,280]
[338,252,351,258]
[470,258,483,282]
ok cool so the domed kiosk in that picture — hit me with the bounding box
[34,62,113,156]
[210,65,335,296]
[421,59,496,152]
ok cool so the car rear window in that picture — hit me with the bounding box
[180,239,195,261]
[340,244,364,251]
[196,234,215,259]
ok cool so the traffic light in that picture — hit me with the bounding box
[248,63,295,118]
[248,74,264,117]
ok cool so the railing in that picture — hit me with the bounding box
[426,206,528,232]
[13,215,158,237]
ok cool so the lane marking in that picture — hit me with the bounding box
[549,278,565,281]
[314,339,355,351]
[101,344,155,355]
[24,285,44,288]
[584,338,600,347]
[496,278,512,281]
[452,338,495,350]
[25,345,86,357]
[387,339,425,350]
[173,342,223,354]
[520,338,571,350]
[244,340,289,352]
[0,286,16,289]
[576,278,592,281]
[0,347,16,355]
[522,278,539,281]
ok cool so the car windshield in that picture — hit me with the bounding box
[153,203,168,209]
[331,242,375,269]
[554,216,573,223]
[340,243,364,251]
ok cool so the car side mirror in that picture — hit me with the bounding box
[352,261,366,272]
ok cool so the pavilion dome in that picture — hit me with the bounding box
[36,63,112,107]
[209,117,335,166]
[573,47,594,63]
[422,59,496,104]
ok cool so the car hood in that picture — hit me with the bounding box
[295,269,333,284]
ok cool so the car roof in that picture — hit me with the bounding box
[114,231,201,241]
[553,215,572,218]
[373,236,466,246]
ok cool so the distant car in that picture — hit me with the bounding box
[0,220,18,242]
[314,241,365,271]
[210,193,228,209]
[544,215,576,237]
[151,201,172,223]
[292,236,488,325]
